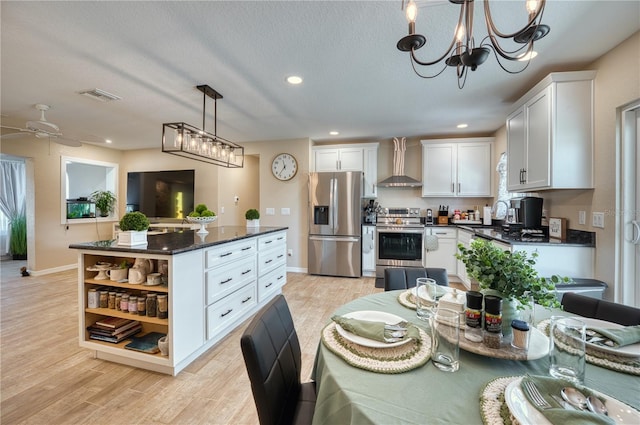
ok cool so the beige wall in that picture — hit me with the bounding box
[541,32,640,297]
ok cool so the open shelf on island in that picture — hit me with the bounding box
[84,278,169,292]
[85,307,168,325]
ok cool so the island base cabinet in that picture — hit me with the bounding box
[207,283,257,340]
[258,266,286,302]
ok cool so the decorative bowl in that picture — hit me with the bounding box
[186,216,217,234]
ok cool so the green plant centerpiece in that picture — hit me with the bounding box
[90,190,117,217]
[245,208,260,227]
[188,203,216,218]
[456,238,566,337]
[119,211,150,231]
[245,209,260,220]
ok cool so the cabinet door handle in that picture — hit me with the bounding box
[264,240,273,244]
[265,259,273,264]
[241,246,252,251]
[277,275,284,280]
[265,282,273,288]
[458,183,461,193]
[242,296,252,304]
[220,252,233,258]
[522,168,527,184]
[220,309,233,317]
[632,220,640,245]
[241,269,252,275]
[277,254,284,259]
[220,277,233,284]
[451,183,455,193]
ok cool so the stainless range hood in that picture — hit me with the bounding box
[378,137,422,188]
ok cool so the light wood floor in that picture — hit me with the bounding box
[0,260,381,424]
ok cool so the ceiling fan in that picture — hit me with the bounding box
[0,104,83,147]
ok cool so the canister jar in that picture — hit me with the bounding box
[120,294,129,313]
[87,289,99,309]
[99,290,109,308]
[157,294,168,319]
[137,296,146,316]
[128,296,138,314]
[146,294,157,317]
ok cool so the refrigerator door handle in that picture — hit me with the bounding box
[328,177,335,231]
[309,236,360,243]
[332,177,339,232]
[632,220,640,245]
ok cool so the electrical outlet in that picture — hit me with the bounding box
[578,211,586,225]
[234,195,239,203]
[281,208,290,215]
[221,206,225,214]
[266,208,275,215]
[592,212,605,228]
[287,249,293,257]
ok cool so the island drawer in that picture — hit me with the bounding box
[258,245,286,275]
[258,266,286,302]
[258,232,286,251]
[206,283,257,340]
[206,256,257,305]
[206,239,257,269]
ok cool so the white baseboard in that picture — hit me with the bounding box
[29,263,77,276]
[286,266,307,274]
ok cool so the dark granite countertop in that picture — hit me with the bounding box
[457,225,595,247]
[69,226,288,255]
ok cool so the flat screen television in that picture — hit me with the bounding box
[126,170,195,219]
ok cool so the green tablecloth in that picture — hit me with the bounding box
[311,291,640,425]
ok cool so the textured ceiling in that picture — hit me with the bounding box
[1,1,639,150]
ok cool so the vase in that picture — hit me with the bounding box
[481,288,518,339]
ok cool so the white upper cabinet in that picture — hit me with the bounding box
[311,143,379,198]
[421,138,493,197]
[507,71,596,191]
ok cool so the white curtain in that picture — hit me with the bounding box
[0,159,26,256]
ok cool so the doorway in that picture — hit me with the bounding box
[616,99,640,307]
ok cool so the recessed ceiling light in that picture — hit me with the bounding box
[518,51,538,61]
[286,75,303,85]
[456,123,468,129]
[329,131,339,136]
[105,139,112,144]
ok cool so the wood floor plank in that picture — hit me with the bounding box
[1,260,381,424]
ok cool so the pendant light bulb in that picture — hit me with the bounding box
[525,0,539,15]
[405,0,418,24]
[456,25,465,43]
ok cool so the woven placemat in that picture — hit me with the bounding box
[538,319,640,375]
[321,322,431,374]
[480,375,521,425]
[398,289,417,310]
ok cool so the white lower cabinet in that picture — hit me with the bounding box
[207,283,257,340]
[456,229,473,289]
[362,225,376,277]
[424,227,457,275]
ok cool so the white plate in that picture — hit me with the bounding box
[579,317,640,358]
[505,377,640,425]
[335,310,413,348]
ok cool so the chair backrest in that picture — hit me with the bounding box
[561,292,640,326]
[384,267,449,291]
[241,294,302,425]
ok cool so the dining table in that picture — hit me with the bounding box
[311,290,640,425]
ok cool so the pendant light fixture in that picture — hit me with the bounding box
[162,85,244,168]
[397,0,550,89]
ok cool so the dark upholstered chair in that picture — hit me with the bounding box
[241,294,316,425]
[384,267,449,291]
[561,292,640,326]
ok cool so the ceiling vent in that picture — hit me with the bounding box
[78,88,122,102]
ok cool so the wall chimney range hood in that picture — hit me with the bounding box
[378,137,422,188]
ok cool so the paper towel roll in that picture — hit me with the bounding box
[483,206,492,225]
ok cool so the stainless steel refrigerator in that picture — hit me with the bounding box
[308,171,362,277]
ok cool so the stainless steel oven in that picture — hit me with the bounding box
[375,208,425,283]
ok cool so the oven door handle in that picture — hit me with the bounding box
[376,227,424,234]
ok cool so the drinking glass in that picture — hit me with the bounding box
[432,308,460,372]
[549,316,586,384]
[415,278,437,321]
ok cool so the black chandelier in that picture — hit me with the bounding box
[397,0,550,89]
[162,85,244,168]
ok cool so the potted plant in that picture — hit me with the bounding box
[9,213,27,260]
[117,211,150,246]
[456,238,567,335]
[245,208,260,227]
[90,190,117,217]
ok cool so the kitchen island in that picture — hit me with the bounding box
[69,226,287,375]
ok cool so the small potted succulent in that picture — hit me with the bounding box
[117,211,150,246]
[245,208,260,227]
[90,190,117,217]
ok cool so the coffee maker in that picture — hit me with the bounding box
[510,197,543,228]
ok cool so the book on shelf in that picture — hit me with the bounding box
[94,316,134,329]
[124,332,166,354]
[88,319,140,335]
[89,325,142,343]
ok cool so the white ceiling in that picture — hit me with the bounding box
[1,1,639,150]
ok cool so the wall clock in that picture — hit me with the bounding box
[271,153,298,181]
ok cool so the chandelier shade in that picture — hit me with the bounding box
[398,0,550,89]
[162,85,244,168]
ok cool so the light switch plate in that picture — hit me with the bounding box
[266,208,275,215]
[592,212,605,228]
[281,208,290,215]
[578,211,586,225]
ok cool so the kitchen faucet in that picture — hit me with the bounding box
[492,200,510,220]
